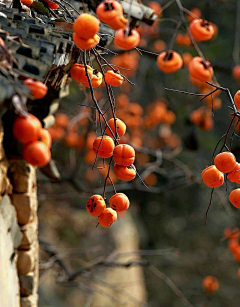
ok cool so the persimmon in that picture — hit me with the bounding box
[188,57,213,82]
[227,163,240,183]
[176,33,191,46]
[189,19,214,41]
[148,1,162,15]
[144,173,158,186]
[65,131,80,148]
[43,0,58,9]
[234,90,240,109]
[128,103,143,116]
[113,144,135,166]
[39,129,52,148]
[73,33,100,50]
[13,114,42,144]
[47,126,65,141]
[228,239,239,254]
[55,113,70,129]
[224,227,240,239]
[182,52,193,67]
[98,208,117,227]
[109,193,130,212]
[190,75,208,88]
[86,194,106,217]
[105,70,124,87]
[97,0,123,23]
[202,276,219,293]
[70,64,93,83]
[233,65,240,83]
[116,93,129,108]
[114,29,140,50]
[162,110,176,125]
[105,118,126,138]
[82,71,103,88]
[186,8,201,23]
[73,13,99,40]
[229,189,240,208]
[152,39,166,53]
[24,79,48,99]
[107,14,127,30]
[214,152,236,173]
[93,135,115,158]
[23,141,51,167]
[205,97,222,111]
[157,51,183,74]
[201,165,224,188]
[114,164,136,181]
[21,0,33,6]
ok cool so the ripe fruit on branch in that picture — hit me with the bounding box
[93,135,115,158]
[234,90,240,109]
[114,29,140,50]
[227,163,240,183]
[214,152,236,173]
[229,189,240,208]
[113,144,135,166]
[188,57,213,82]
[109,193,130,212]
[201,165,224,188]
[114,164,136,181]
[24,79,48,99]
[81,71,103,88]
[157,51,183,73]
[70,64,93,83]
[73,33,100,50]
[233,65,240,83]
[73,13,99,40]
[13,114,42,144]
[107,15,127,30]
[105,118,126,138]
[23,141,51,167]
[189,19,214,41]
[96,0,123,23]
[43,0,58,9]
[98,208,117,227]
[105,70,124,87]
[39,129,52,148]
[86,194,106,217]
[202,276,219,293]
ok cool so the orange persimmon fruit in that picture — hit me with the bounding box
[114,29,140,50]
[23,141,51,167]
[188,57,213,82]
[24,79,48,99]
[189,19,214,41]
[114,164,136,181]
[73,13,99,40]
[13,114,42,144]
[202,276,219,293]
[214,152,236,173]
[98,208,117,227]
[113,144,135,166]
[86,194,106,217]
[109,193,130,212]
[157,50,183,73]
[93,135,115,158]
[229,189,240,208]
[201,165,224,188]
[105,118,126,138]
[105,70,124,87]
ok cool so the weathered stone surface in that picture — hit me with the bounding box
[19,221,38,251]
[17,247,36,275]
[0,195,22,307]
[10,193,37,225]
[8,160,36,194]
[20,295,38,307]
[19,273,34,296]
[0,159,12,195]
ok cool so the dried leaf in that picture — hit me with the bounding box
[54,22,73,33]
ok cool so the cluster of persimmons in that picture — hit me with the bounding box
[202,151,240,209]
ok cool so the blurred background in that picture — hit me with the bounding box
[38,0,240,306]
